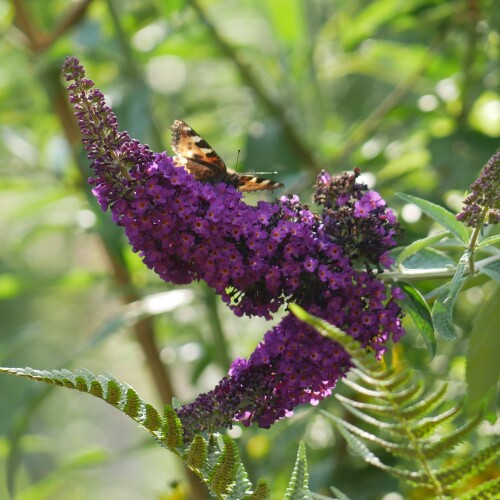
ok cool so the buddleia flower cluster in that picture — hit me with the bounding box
[63,57,405,436]
[456,151,500,227]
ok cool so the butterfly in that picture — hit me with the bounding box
[170,119,283,192]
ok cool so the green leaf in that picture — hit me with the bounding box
[398,281,435,357]
[477,234,500,248]
[465,286,500,419]
[396,231,448,265]
[209,436,239,496]
[143,404,161,432]
[284,442,311,500]
[435,439,500,488]
[459,477,500,500]
[162,405,184,450]
[397,193,469,244]
[245,480,271,499]
[431,252,468,340]
[328,485,352,500]
[334,421,381,465]
[481,259,500,283]
[399,247,455,269]
[185,435,208,473]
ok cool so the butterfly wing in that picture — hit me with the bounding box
[170,119,227,183]
[226,170,284,192]
[171,119,283,192]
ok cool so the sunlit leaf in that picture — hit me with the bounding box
[466,286,500,420]
[397,193,469,244]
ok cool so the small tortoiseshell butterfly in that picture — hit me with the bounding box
[170,119,283,192]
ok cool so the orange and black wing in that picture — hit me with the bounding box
[228,171,284,192]
[170,119,226,183]
[171,119,283,191]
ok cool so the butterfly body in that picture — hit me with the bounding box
[170,119,283,192]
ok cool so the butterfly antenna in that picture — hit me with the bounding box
[246,171,279,175]
[235,149,277,175]
[235,149,241,170]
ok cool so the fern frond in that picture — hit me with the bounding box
[143,403,162,432]
[0,366,272,499]
[351,366,412,390]
[396,383,448,420]
[228,461,254,499]
[244,480,271,499]
[284,441,312,500]
[185,434,208,473]
[404,405,461,440]
[331,415,421,459]
[290,306,495,498]
[102,376,121,405]
[458,477,500,499]
[325,403,399,431]
[162,405,184,450]
[209,435,239,496]
[421,412,483,460]
[335,394,398,420]
[435,439,500,488]
[343,377,424,407]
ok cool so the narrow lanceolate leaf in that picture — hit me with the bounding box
[396,231,448,265]
[396,193,469,243]
[432,250,468,340]
[476,234,500,248]
[209,436,239,496]
[162,405,184,450]
[328,486,352,500]
[284,442,311,500]
[185,434,208,472]
[398,281,435,357]
[481,259,500,283]
[466,286,500,419]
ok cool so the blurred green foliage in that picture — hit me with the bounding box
[0,0,498,498]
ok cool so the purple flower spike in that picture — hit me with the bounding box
[63,57,405,435]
